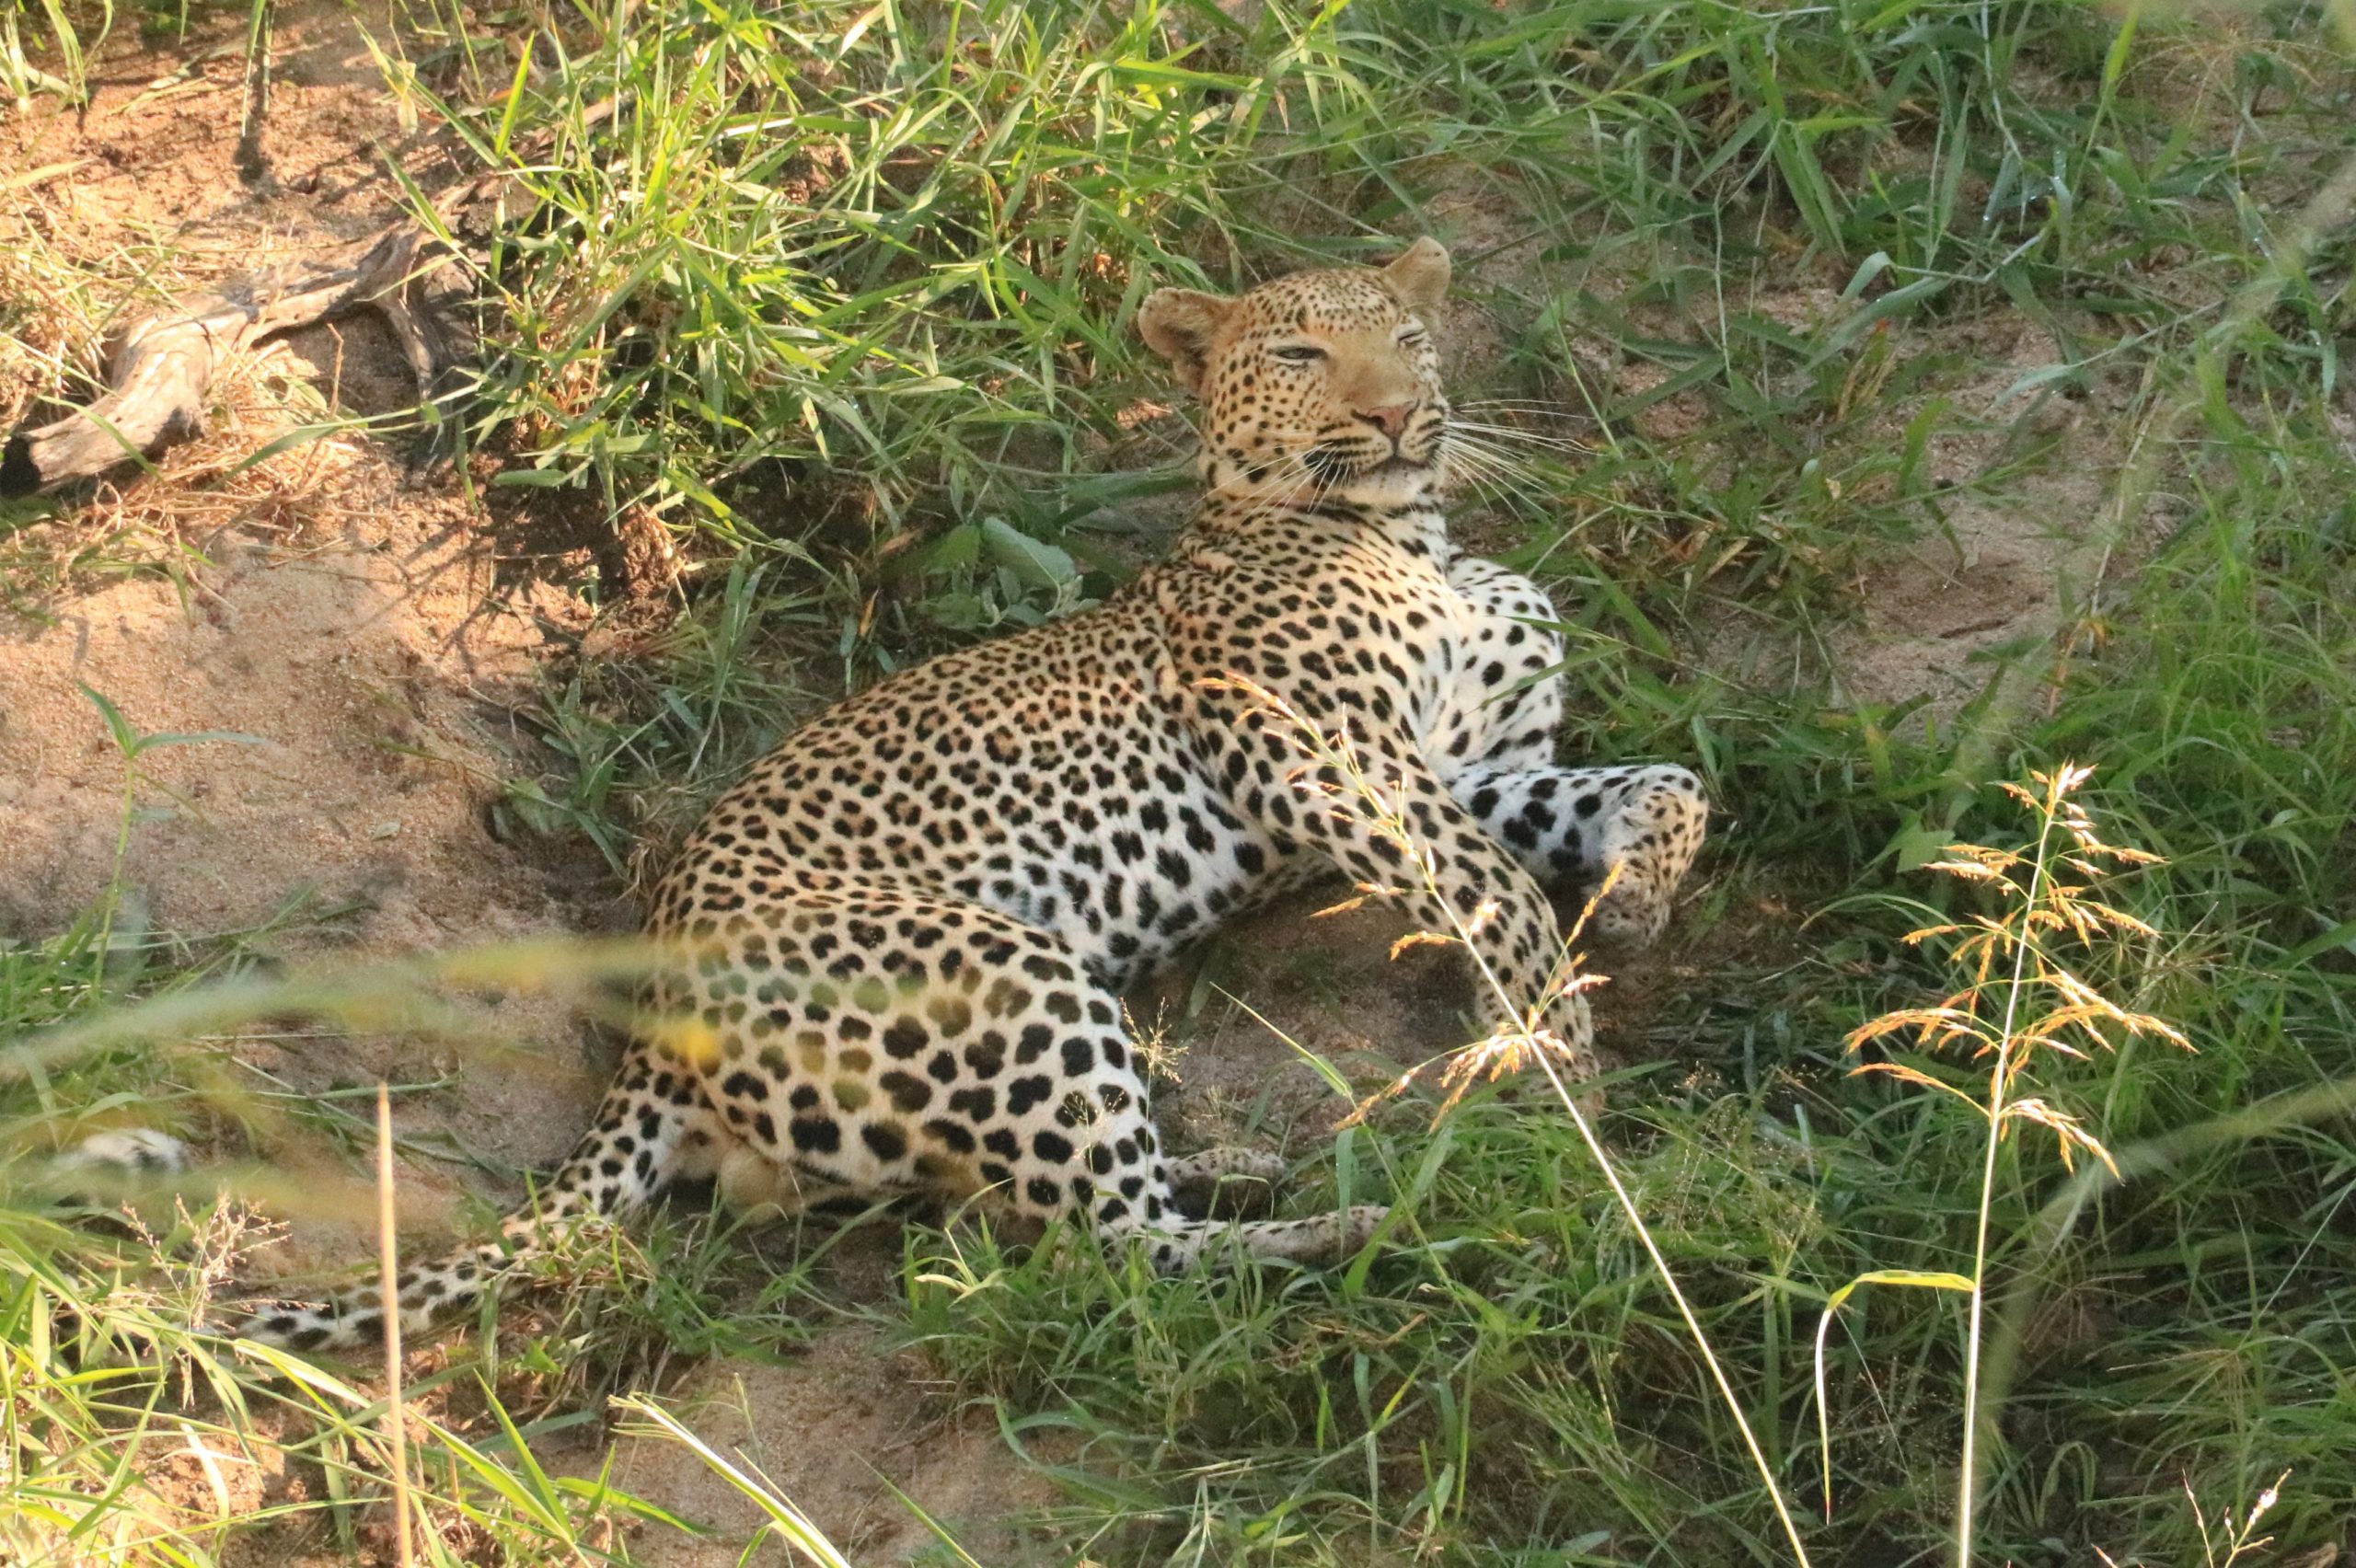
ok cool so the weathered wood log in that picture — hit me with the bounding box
[0,223,464,498]
[3,98,626,500]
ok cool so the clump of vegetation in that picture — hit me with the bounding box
[5,0,2356,1564]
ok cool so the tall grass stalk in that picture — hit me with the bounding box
[1838,765,2186,1567]
[374,1082,417,1568]
[1950,790,2066,1568]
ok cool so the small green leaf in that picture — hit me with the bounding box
[135,731,271,753]
[1888,815,1951,872]
[979,516,1078,591]
[77,684,141,758]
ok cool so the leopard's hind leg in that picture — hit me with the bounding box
[676,871,1383,1274]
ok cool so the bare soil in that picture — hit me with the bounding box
[553,1321,1069,1567]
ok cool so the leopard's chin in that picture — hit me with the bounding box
[1350,454,1443,486]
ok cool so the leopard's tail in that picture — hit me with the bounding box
[241,1048,697,1354]
[239,1224,549,1355]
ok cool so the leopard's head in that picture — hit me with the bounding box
[1138,238,1451,502]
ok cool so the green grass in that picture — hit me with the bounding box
[6,0,2356,1563]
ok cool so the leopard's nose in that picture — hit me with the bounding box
[1357,402,1419,440]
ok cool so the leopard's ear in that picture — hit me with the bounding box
[1138,287,1236,396]
[1382,236,1450,318]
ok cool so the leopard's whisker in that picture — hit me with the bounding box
[1438,460,1539,519]
[1438,435,1556,516]
[1441,431,1564,486]
[1438,430,1542,485]
[1446,421,1592,455]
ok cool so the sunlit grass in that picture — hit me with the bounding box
[4,0,2356,1564]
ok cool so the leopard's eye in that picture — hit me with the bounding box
[1396,327,1429,348]
[1271,343,1325,365]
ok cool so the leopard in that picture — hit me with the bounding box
[202,236,1709,1352]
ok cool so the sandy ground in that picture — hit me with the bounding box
[565,1320,1070,1567]
[0,4,2155,1563]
